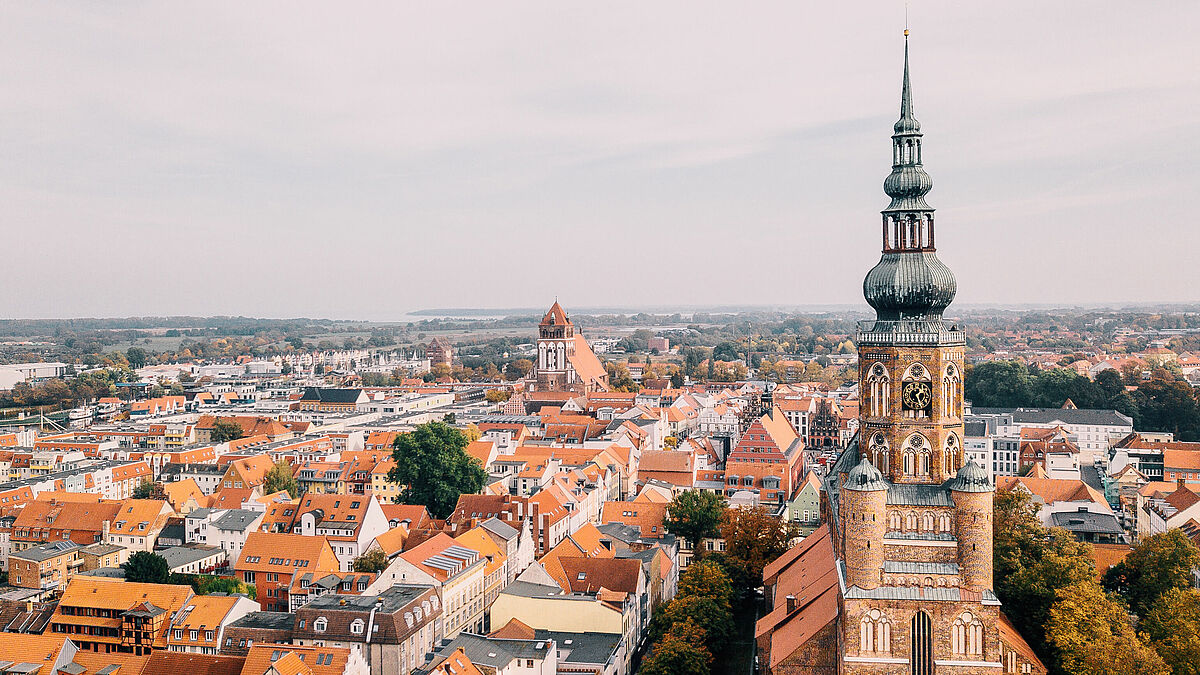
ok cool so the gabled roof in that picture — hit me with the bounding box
[399,533,480,581]
[236,532,338,573]
[755,525,838,669]
[540,301,569,326]
[998,612,1047,673]
[996,476,1108,508]
[1164,448,1200,471]
[600,500,668,537]
[554,556,641,595]
[567,335,608,390]
[489,617,536,640]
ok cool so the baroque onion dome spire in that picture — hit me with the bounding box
[862,33,958,333]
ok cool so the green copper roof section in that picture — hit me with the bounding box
[862,34,959,334]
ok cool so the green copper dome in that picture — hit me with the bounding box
[947,460,993,493]
[845,456,889,492]
[862,35,958,332]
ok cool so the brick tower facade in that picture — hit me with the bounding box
[755,33,1045,675]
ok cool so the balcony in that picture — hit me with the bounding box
[856,320,965,347]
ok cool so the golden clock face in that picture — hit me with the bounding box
[902,381,932,410]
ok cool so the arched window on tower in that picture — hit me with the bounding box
[943,434,961,478]
[867,364,891,418]
[943,364,961,418]
[870,433,890,474]
[921,512,934,532]
[952,612,984,656]
[903,434,932,478]
[860,609,891,653]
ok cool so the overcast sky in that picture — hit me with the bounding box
[2,2,1197,320]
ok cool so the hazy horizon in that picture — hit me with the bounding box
[3,2,1198,320]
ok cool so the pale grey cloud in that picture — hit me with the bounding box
[1,1,1197,319]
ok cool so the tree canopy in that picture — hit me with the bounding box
[210,418,245,443]
[639,619,712,675]
[665,490,726,552]
[718,505,796,593]
[132,478,155,499]
[1143,588,1200,675]
[263,460,299,498]
[966,360,1200,440]
[353,548,388,574]
[649,559,736,649]
[1104,528,1200,617]
[993,488,1098,662]
[123,551,170,584]
[1046,581,1167,675]
[387,422,487,519]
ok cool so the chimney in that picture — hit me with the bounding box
[786,595,797,613]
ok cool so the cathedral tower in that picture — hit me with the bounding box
[755,32,1044,675]
[858,34,965,485]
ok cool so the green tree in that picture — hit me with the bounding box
[504,359,533,381]
[649,560,736,645]
[1133,374,1200,440]
[132,478,155,499]
[665,490,726,554]
[353,548,388,573]
[677,559,735,607]
[994,488,1098,663]
[1104,528,1200,617]
[639,619,711,675]
[387,422,487,519]
[123,551,170,584]
[712,341,740,363]
[193,575,257,599]
[125,346,149,369]
[1143,587,1200,675]
[964,360,1032,408]
[605,362,636,392]
[263,460,299,498]
[1030,368,1102,408]
[210,418,245,443]
[719,505,797,593]
[654,594,734,646]
[1046,581,1167,675]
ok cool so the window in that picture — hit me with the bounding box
[952,611,983,656]
[902,434,932,477]
[943,434,960,478]
[350,619,364,634]
[867,364,891,418]
[869,433,890,474]
[859,609,891,653]
[314,617,327,633]
[942,364,961,418]
[912,611,933,675]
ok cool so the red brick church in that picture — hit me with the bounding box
[527,301,608,394]
[754,34,1045,675]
